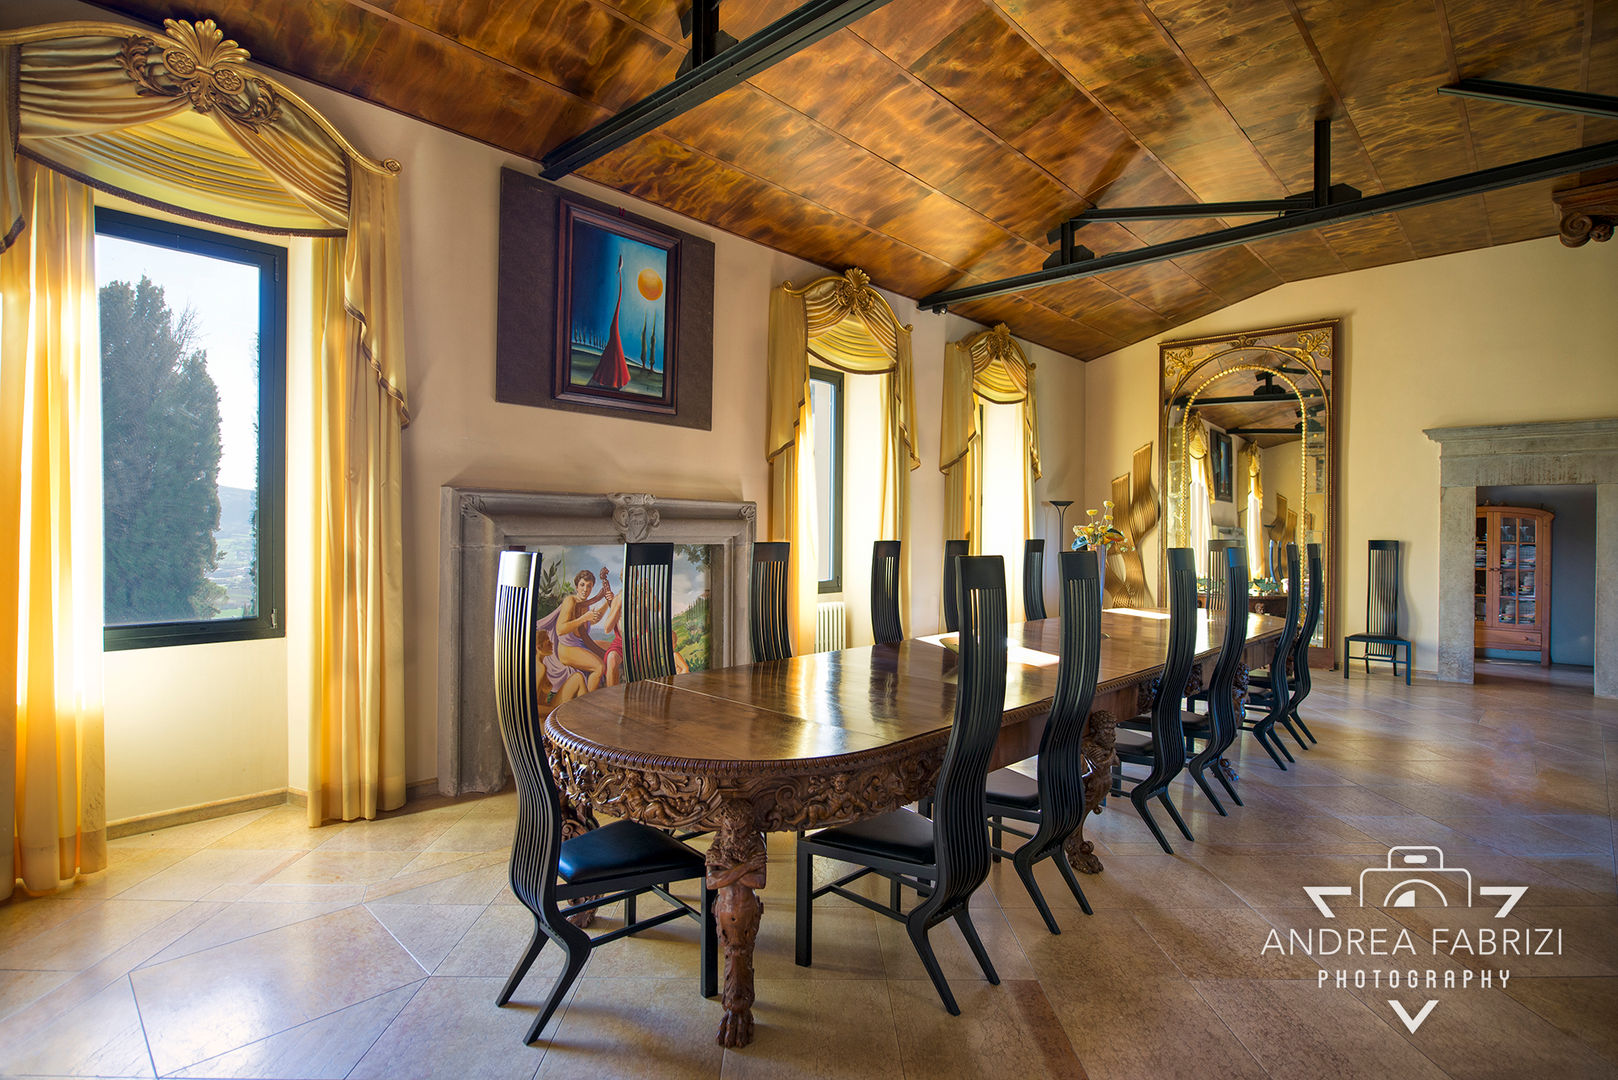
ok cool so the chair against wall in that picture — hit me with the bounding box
[1253,543,1323,749]
[750,542,793,663]
[983,549,1101,933]
[797,555,1009,1015]
[1110,547,1200,854]
[1343,539,1412,685]
[1239,543,1301,770]
[1182,546,1250,816]
[1022,539,1048,621]
[623,542,678,683]
[491,550,715,1043]
[941,540,969,633]
[872,540,905,644]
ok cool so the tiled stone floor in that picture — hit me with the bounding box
[3,668,1616,1079]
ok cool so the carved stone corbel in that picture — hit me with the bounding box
[608,492,661,542]
[1553,181,1618,247]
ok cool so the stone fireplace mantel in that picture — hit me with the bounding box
[1424,419,1617,697]
[437,487,758,795]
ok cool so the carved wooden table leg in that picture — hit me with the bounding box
[1068,708,1118,875]
[557,785,601,929]
[707,802,767,1048]
[1219,659,1249,785]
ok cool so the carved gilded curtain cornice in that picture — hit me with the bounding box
[784,268,907,369]
[958,323,1032,404]
[0,18,399,177]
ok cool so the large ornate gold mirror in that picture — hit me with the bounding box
[1159,320,1338,664]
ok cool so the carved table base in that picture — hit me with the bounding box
[1068,708,1118,874]
[706,803,767,1047]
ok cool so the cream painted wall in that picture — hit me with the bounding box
[7,0,1088,815]
[1082,236,1618,671]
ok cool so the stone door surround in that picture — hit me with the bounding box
[1425,419,1617,697]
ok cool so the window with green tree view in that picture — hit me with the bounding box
[95,209,286,650]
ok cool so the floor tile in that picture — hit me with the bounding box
[535,977,725,1079]
[171,983,422,1079]
[1043,975,1265,1080]
[129,905,427,1075]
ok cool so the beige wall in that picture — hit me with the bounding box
[6,0,1087,818]
[1082,235,1618,670]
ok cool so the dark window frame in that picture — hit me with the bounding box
[810,367,845,595]
[96,208,287,651]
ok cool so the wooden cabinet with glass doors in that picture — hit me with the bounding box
[1474,506,1553,666]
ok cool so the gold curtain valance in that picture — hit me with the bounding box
[766,267,917,468]
[0,19,400,244]
[940,323,1040,479]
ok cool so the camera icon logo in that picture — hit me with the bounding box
[1359,846,1471,908]
[1304,846,1527,918]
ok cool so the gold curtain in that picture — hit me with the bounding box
[1,159,106,899]
[940,323,1040,553]
[766,269,916,648]
[1,19,409,830]
[1246,446,1266,577]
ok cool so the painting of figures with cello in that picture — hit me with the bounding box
[532,543,714,706]
[554,198,680,413]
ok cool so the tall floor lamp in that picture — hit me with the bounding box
[1048,500,1074,548]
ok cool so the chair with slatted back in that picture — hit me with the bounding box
[623,542,678,683]
[797,555,1009,1015]
[872,540,905,644]
[1022,539,1048,621]
[1109,547,1199,854]
[750,542,793,663]
[1182,546,1250,815]
[941,540,969,632]
[983,548,1100,933]
[491,550,715,1044]
[1239,543,1301,770]
[1252,543,1323,749]
[1344,539,1412,685]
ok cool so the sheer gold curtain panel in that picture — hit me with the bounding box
[0,18,409,833]
[766,269,917,647]
[939,323,1040,553]
[1,159,106,899]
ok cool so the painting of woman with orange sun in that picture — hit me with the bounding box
[553,198,680,413]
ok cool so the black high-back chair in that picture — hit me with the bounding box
[750,541,792,663]
[623,541,677,683]
[1022,539,1048,621]
[1111,547,1199,854]
[1256,543,1323,749]
[491,550,715,1043]
[1240,542,1301,769]
[1184,546,1250,816]
[983,549,1101,933]
[797,555,1009,1015]
[941,539,969,632]
[1344,539,1412,684]
[872,540,905,644]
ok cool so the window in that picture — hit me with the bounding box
[809,368,844,593]
[95,209,287,650]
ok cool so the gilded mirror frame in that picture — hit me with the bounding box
[1158,319,1339,665]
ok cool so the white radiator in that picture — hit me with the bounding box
[815,601,848,652]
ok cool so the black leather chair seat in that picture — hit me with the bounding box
[1114,728,1155,756]
[557,819,706,887]
[985,768,1040,810]
[807,808,935,864]
[1119,709,1208,733]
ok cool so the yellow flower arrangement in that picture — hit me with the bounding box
[1072,499,1133,553]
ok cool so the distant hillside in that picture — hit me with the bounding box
[672,595,711,671]
[209,486,257,617]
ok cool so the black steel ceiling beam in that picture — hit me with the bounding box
[1438,80,1618,119]
[1066,119,1359,226]
[539,0,896,179]
[919,136,1618,313]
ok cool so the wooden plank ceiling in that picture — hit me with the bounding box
[92,0,1618,360]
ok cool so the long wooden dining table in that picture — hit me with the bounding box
[544,609,1286,1047]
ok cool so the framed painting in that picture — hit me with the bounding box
[496,170,715,430]
[554,200,679,414]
